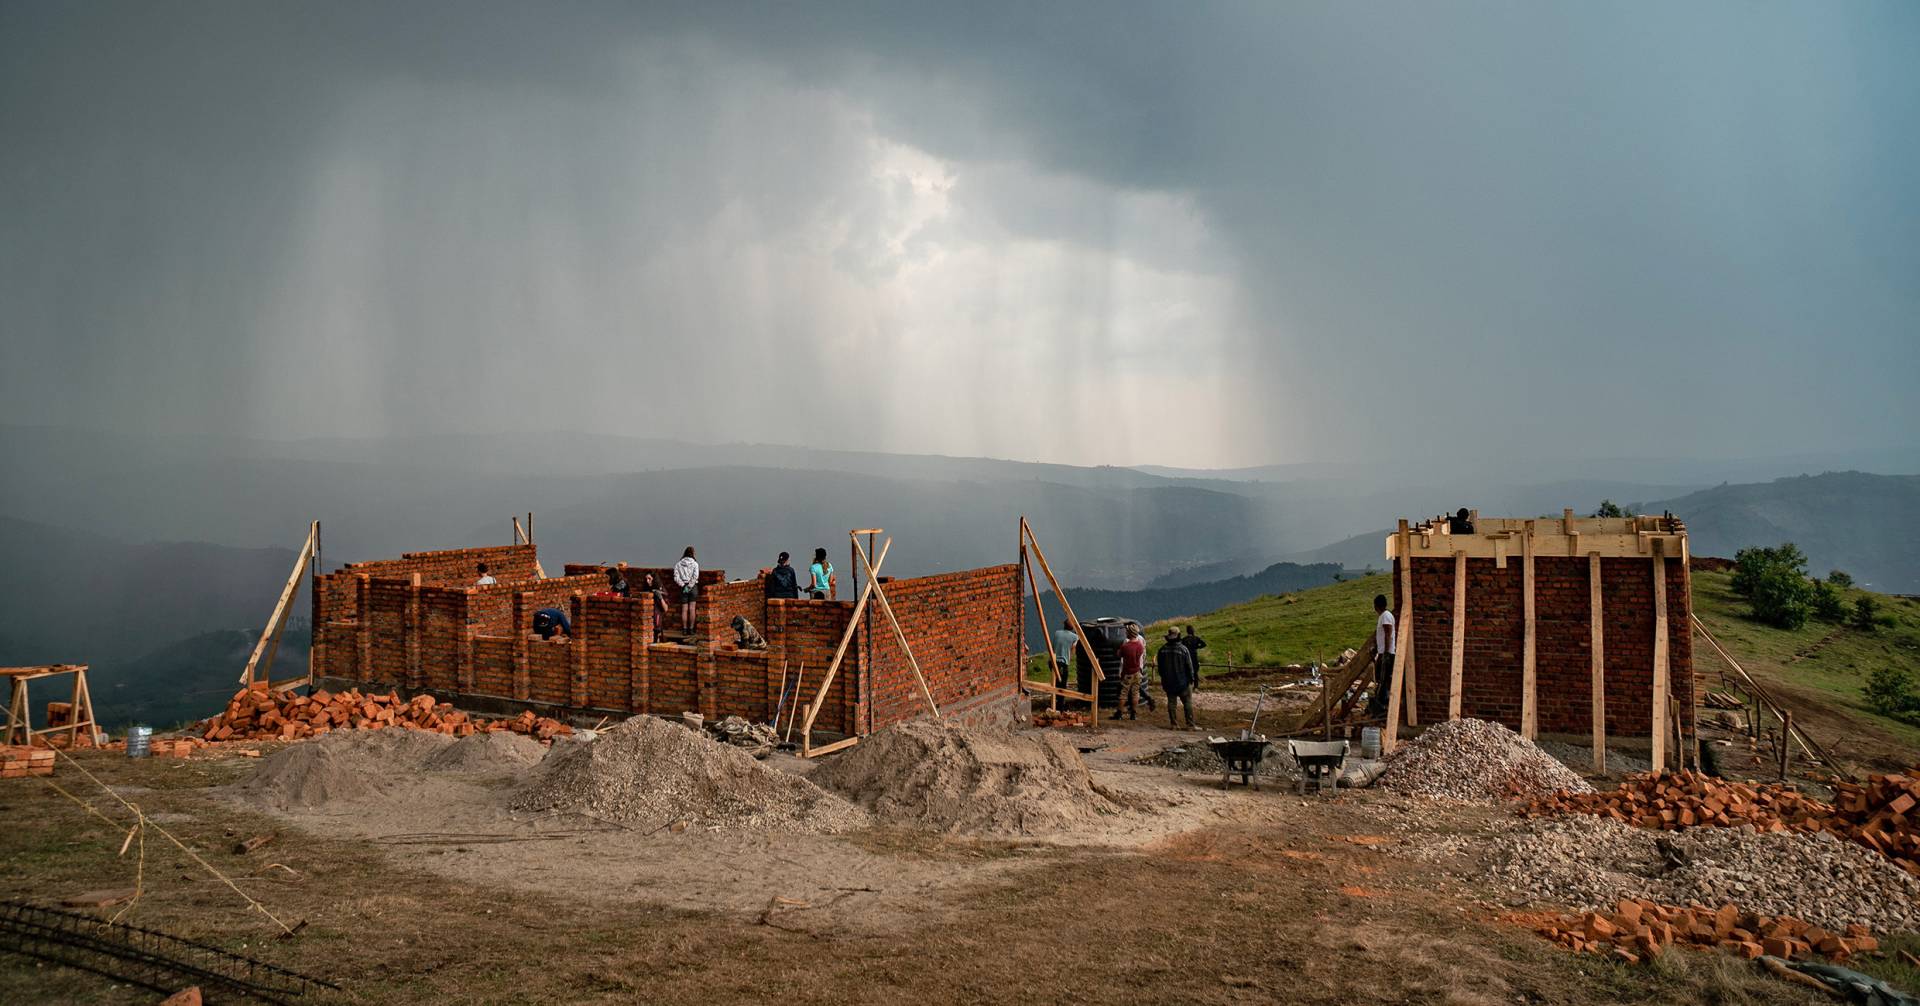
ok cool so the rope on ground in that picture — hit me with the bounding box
[46,747,300,936]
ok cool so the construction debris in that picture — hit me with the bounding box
[1032,708,1089,728]
[810,720,1121,837]
[1377,718,1592,802]
[512,716,867,833]
[706,715,777,758]
[1,744,54,778]
[198,687,572,744]
[1524,770,1920,876]
[1469,814,1920,935]
[1527,897,1882,964]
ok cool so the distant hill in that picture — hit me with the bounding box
[1640,472,1920,593]
[1027,561,1342,653]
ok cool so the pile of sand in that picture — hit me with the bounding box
[511,716,868,833]
[227,729,455,810]
[1377,718,1593,802]
[422,731,546,774]
[810,720,1122,836]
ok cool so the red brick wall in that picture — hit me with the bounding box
[702,577,769,648]
[526,640,571,706]
[865,564,1022,732]
[472,636,514,697]
[714,651,774,721]
[581,596,641,711]
[768,598,859,736]
[1395,554,1692,739]
[645,645,699,716]
[419,587,466,692]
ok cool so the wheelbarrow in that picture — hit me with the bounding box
[1208,736,1272,789]
[1288,739,1350,796]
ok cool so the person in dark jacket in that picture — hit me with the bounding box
[1181,625,1207,689]
[532,607,571,640]
[1158,629,1196,729]
[765,552,801,599]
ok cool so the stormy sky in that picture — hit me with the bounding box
[3,1,1915,469]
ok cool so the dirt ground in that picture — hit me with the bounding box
[0,713,1854,1005]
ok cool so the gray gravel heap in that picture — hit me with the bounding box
[1377,718,1593,802]
[1475,814,1920,934]
[512,715,868,833]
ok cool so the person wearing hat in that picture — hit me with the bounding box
[1158,628,1197,729]
[1115,624,1146,720]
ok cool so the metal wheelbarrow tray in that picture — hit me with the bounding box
[1287,739,1350,795]
[1207,736,1272,790]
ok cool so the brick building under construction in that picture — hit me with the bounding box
[309,542,1024,746]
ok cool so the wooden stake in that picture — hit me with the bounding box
[1521,520,1537,740]
[799,538,893,751]
[1383,522,1413,754]
[1650,550,1669,772]
[852,537,940,719]
[1589,552,1606,774]
[239,522,316,688]
[1022,519,1105,728]
[1448,550,1466,720]
[1023,527,1060,712]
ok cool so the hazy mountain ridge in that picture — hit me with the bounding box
[1641,472,1920,592]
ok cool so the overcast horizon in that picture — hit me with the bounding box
[5,2,1916,470]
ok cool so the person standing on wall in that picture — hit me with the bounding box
[1051,618,1079,691]
[674,546,700,631]
[1158,628,1197,729]
[1366,593,1396,717]
[597,566,629,598]
[474,562,496,587]
[1181,624,1208,689]
[1115,623,1146,720]
[807,547,835,600]
[639,572,670,622]
[765,552,801,599]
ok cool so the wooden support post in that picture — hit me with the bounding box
[1521,520,1537,740]
[1448,551,1466,720]
[570,596,589,708]
[1383,522,1413,754]
[511,593,531,701]
[1650,548,1669,772]
[632,596,649,713]
[799,538,894,753]
[355,574,372,683]
[1022,519,1105,728]
[406,572,424,689]
[1022,528,1060,712]
[239,522,317,688]
[853,537,940,719]
[1589,552,1606,774]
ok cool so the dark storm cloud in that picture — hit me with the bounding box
[2,1,1914,466]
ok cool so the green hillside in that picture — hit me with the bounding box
[1141,573,1388,669]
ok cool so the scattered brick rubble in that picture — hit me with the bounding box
[1529,897,1881,965]
[198,686,572,744]
[1525,769,1920,876]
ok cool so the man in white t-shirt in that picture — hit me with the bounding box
[1367,593,1396,716]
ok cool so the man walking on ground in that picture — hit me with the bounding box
[1051,618,1079,691]
[1158,629,1197,729]
[673,546,700,632]
[1366,593,1396,717]
[1115,624,1146,720]
[1181,625,1207,689]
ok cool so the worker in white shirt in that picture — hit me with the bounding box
[673,546,700,631]
[1366,593,1396,717]
[475,562,496,587]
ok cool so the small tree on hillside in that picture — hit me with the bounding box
[1827,569,1854,589]
[1850,596,1881,632]
[1809,579,1847,623]
[1731,544,1807,598]
[1750,565,1812,629]
[1594,500,1627,518]
[1863,667,1917,718]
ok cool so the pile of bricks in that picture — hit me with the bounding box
[199,687,572,743]
[1033,708,1090,728]
[147,739,195,758]
[1525,770,1920,875]
[1530,898,1879,964]
[1,745,55,778]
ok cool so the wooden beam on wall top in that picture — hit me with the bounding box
[1383,522,1413,754]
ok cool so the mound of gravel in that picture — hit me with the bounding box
[423,731,546,774]
[227,729,454,810]
[511,715,867,833]
[810,720,1122,836]
[1474,814,1920,934]
[1378,718,1592,802]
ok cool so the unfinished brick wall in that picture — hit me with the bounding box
[312,544,1016,741]
[1395,554,1693,740]
[865,565,1023,731]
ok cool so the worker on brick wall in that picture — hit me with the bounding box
[673,546,700,630]
[807,547,836,600]
[1366,593,1396,717]
[1115,624,1146,720]
[474,562,496,587]
[596,567,629,598]
[532,607,570,640]
[765,552,801,599]
[639,572,670,622]
[1157,628,1197,729]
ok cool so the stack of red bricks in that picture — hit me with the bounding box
[1,745,54,778]
[1532,898,1879,964]
[1525,770,1920,876]
[199,687,572,744]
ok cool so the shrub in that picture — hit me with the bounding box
[1863,666,1917,718]
[1827,569,1853,589]
[1850,596,1880,632]
[1748,566,1812,630]
[1593,500,1627,518]
[1731,544,1807,598]
[1809,579,1847,623]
